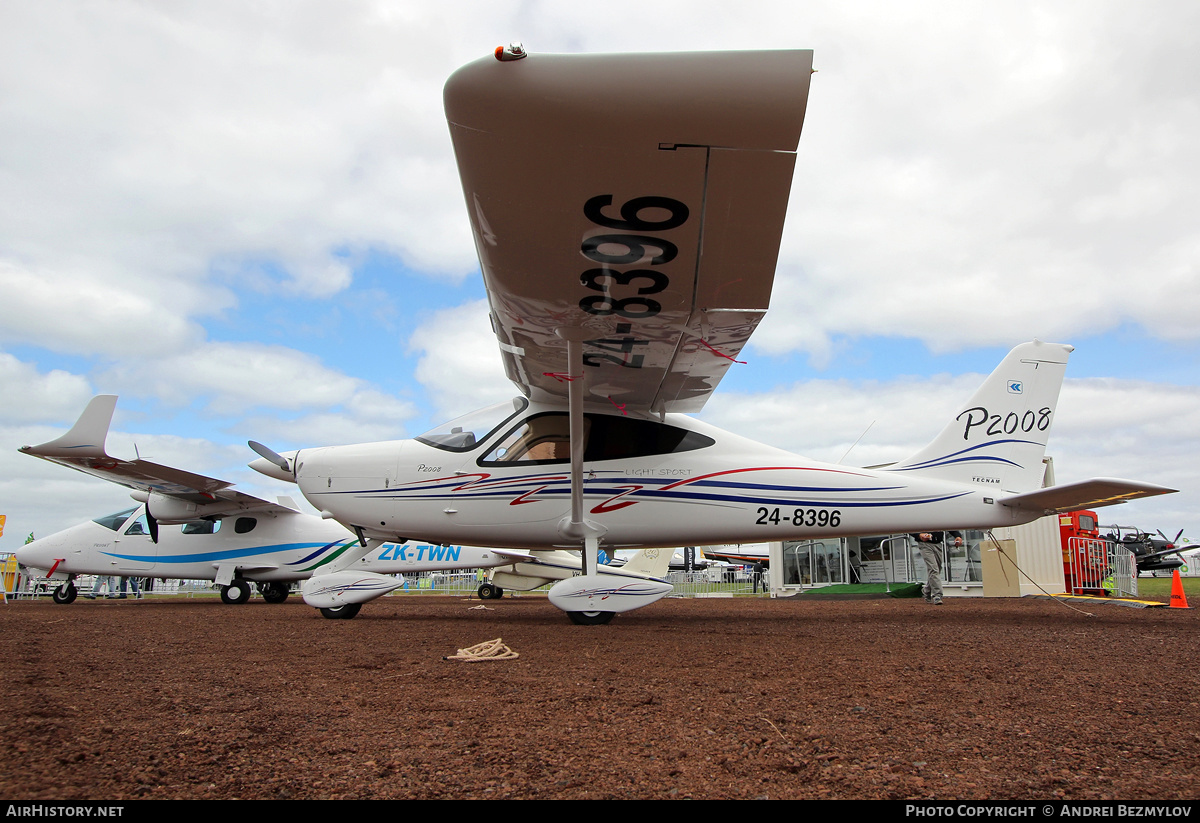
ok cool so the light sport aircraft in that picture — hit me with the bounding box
[17,395,536,619]
[248,47,1176,625]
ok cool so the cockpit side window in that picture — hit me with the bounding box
[416,398,528,453]
[482,414,577,463]
[93,507,139,532]
[124,515,151,536]
[479,413,715,465]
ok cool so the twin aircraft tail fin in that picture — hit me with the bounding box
[887,341,1073,493]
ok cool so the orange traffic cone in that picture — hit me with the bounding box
[1169,569,1189,609]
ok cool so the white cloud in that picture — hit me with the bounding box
[0,353,94,424]
[408,299,514,421]
[95,341,379,414]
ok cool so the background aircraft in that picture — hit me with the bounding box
[248,50,1174,625]
[17,396,529,619]
[1101,526,1191,575]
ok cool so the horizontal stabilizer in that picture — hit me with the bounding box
[999,478,1177,514]
[491,548,537,563]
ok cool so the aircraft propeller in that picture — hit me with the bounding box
[249,441,292,474]
[1157,528,1185,546]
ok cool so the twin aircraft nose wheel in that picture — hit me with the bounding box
[52,583,78,604]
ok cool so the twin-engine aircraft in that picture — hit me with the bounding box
[17,395,538,619]
[248,47,1174,625]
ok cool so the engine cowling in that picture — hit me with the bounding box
[133,491,231,524]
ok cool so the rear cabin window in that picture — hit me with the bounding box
[234,518,257,534]
[480,413,715,465]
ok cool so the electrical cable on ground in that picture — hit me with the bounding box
[985,530,1094,617]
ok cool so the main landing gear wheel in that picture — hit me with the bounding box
[477,582,504,600]
[52,583,78,605]
[567,610,615,626]
[220,579,253,605]
[260,582,290,604]
[320,603,362,620]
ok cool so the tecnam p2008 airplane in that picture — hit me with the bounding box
[248,47,1175,624]
[18,395,546,619]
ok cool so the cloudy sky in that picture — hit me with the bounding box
[2,1,1197,553]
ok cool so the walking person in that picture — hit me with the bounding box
[910,532,963,605]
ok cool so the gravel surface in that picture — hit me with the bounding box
[1,593,1197,800]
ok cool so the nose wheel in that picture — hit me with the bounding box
[52,582,78,605]
[319,603,362,620]
[567,610,614,625]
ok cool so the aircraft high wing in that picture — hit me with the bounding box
[17,396,541,619]
[249,47,1176,625]
[444,48,811,414]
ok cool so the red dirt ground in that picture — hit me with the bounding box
[1,593,1197,800]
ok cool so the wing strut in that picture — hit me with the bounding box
[540,329,678,621]
[558,328,602,578]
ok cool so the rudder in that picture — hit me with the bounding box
[886,340,1072,493]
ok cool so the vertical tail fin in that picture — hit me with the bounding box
[619,547,673,580]
[20,395,117,459]
[886,341,1072,493]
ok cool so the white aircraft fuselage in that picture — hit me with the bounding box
[281,403,1035,551]
[257,340,1172,563]
[18,504,508,584]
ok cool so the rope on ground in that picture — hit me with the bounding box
[985,530,1094,618]
[443,638,519,662]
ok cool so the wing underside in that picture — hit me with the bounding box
[445,50,813,413]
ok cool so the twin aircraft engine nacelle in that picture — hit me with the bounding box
[130,491,231,524]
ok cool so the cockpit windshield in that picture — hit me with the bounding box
[93,507,139,532]
[416,398,528,453]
